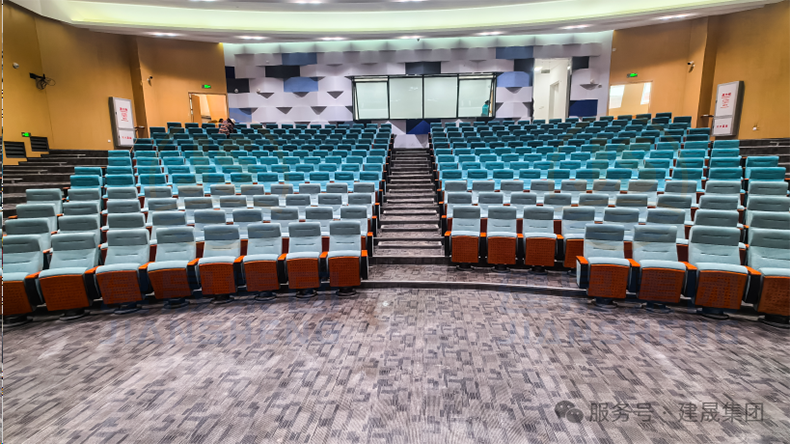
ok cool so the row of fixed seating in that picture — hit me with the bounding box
[71,172,385,195]
[3,221,370,322]
[433,143,749,159]
[16,184,379,238]
[438,166,787,192]
[442,205,789,322]
[160,121,391,130]
[440,178,787,210]
[441,191,789,244]
[432,130,710,145]
[135,139,392,151]
[141,132,392,145]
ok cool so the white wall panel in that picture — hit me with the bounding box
[476,59,514,72]
[252,52,282,66]
[319,51,346,65]
[496,86,533,103]
[249,77,283,94]
[234,65,266,79]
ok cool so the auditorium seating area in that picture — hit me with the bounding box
[430,113,789,322]
[4,113,789,326]
[3,121,390,321]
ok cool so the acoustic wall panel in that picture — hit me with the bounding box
[283,77,320,93]
[265,65,301,79]
[319,51,346,65]
[496,86,533,103]
[319,76,352,92]
[497,71,532,88]
[405,62,441,75]
[235,65,266,79]
[496,46,534,60]
[282,52,318,66]
[224,32,613,126]
[476,59,514,72]
[252,53,282,66]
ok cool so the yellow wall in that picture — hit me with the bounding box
[710,0,790,139]
[4,1,227,163]
[35,17,136,152]
[611,0,790,138]
[611,20,695,118]
[135,37,228,128]
[4,3,54,163]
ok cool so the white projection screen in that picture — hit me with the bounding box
[389,77,423,119]
[355,81,389,120]
[458,78,494,118]
[353,74,495,120]
[424,76,458,119]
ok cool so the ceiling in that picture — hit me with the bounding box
[13,0,783,43]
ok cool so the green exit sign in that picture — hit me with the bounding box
[628,73,638,78]
[202,84,212,89]
[21,132,31,137]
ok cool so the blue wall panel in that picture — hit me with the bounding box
[406,119,431,135]
[496,46,533,60]
[281,52,318,66]
[497,71,532,88]
[284,77,319,93]
[229,108,253,123]
[569,100,599,118]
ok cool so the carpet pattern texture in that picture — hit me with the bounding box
[5,289,789,444]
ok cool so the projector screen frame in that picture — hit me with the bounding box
[352,73,497,121]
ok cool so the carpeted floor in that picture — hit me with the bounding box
[4,288,789,444]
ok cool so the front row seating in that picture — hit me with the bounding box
[576,224,632,307]
[3,221,370,319]
[746,228,790,328]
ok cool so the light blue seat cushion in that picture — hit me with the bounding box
[760,267,790,278]
[147,260,190,272]
[39,267,90,278]
[523,233,557,239]
[327,250,360,259]
[639,259,686,271]
[96,263,141,274]
[4,272,30,282]
[451,231,480,238]
[244,254,280,263]
[198,257,236,265]
[487,232,517,239]
[286,252,320,260]
[588,257,631,267]
[695,262,747,274]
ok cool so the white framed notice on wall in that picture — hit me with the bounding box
[713,81,743,137]
[712,116,735,137]
[110,97,135,147]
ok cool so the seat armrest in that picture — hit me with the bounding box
[744,266,762,304]
[576,256,590,289]
[681,261,697,298]
[627,259,641,293]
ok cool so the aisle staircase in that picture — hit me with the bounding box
[739,138,790,176]
[3,150,109,218]
[373,147,446,264]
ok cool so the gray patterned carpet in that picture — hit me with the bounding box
[4,288,789,444]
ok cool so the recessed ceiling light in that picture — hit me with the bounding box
[657,13,695,20]
[293,0,322,3]
[149,32,180,37]
[560,24,591,30]
[534,66,543,71]
[399,35,422,39]
[477,31,503,36]
[320,37,346,41]
[239,36,266,40]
